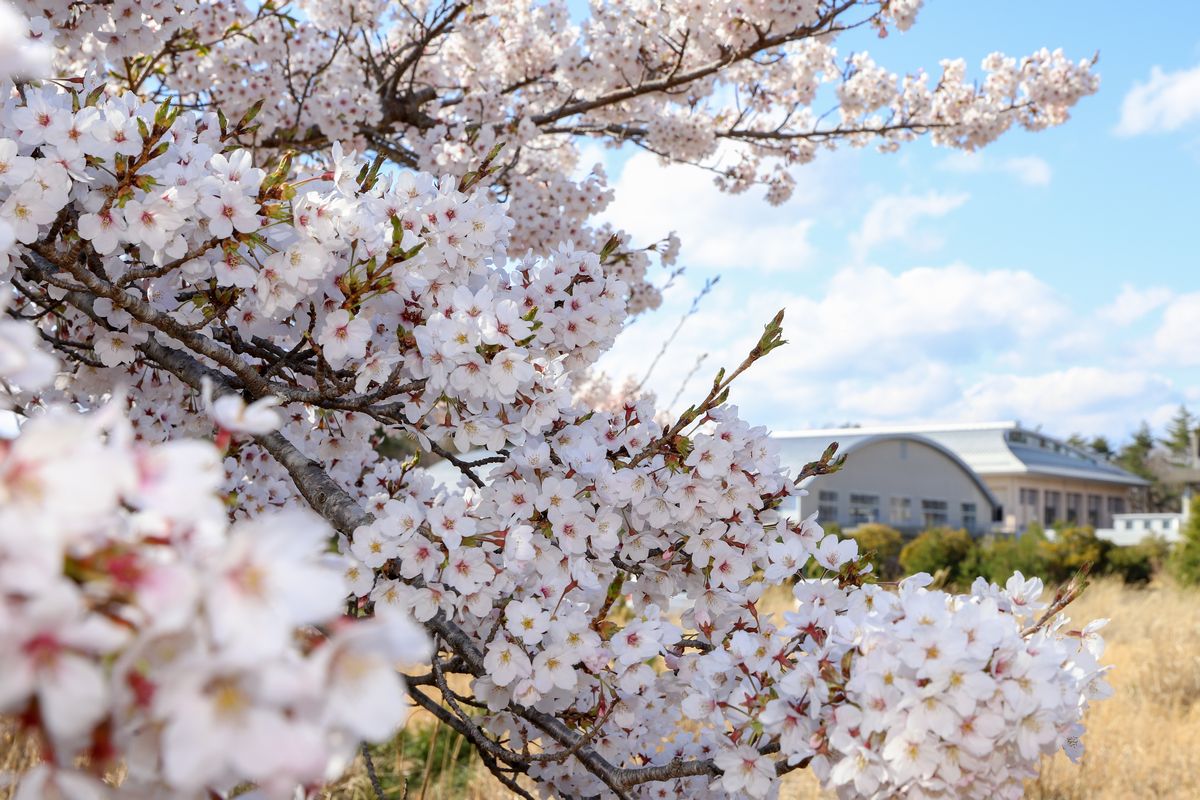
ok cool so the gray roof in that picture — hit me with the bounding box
[774,422,1150,488]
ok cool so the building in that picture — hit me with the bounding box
[775,422,1149,535]
[1098,481,1193,545]
[1099,511,1183,546]
[774,432,1001,535]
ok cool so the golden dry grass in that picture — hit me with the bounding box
[1023,579,1200,800]
[4,579,1199,799]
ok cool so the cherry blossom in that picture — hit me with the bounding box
[0,2,1110,798]
[204,379,284,436]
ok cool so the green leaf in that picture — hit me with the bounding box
[154,97,173,128]
[599,234,621,262]
[237,99,265,130]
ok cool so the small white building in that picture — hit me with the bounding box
[1097,490,1191,546]
[1099,513,1182,545]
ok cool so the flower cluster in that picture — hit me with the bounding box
[11,0,1097,314]
[0,81,629,461]
[798,574,1109,799]
[0,326,427,798]
[0,79,1111,798]
[0,3,1112,799]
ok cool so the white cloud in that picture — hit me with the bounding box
[597,277,777,414]
[938,152,985,174]
[602,151,829,272]
[1115,64,1200,137]
[598,262,1067,413]
[833,362,961,420]
[1151,292,1200,366]
[596,263,1191,440]
[786,264,1065,373]
[1098,284,1173,325]
[953,368,1180,437]
[938,152,1052,186]
[1001,156,1053,187]
[850,191,968,258]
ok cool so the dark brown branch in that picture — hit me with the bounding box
[359,743,386,800]
[528,2,860,126]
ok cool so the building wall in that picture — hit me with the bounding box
[983,474,1136,534]
[798,439,996,535]
[1098,513,1182,546]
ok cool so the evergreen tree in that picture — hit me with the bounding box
[1116,422,1156,481]
[1067,433,1114,459]
[1115,422,1180,512]
[1170,493,1200,586]
[1163,405,1195,458]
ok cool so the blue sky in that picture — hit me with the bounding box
[590,1,1200,443]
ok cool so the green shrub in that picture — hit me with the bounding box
[1039,525,1110,583]
[965,527,1048,584]
[1106,544,1155,584]
[848,523,904,580]
[373,721,476,798]
[1138,534,1173,573]
[1170,501,1200,586]
[899,527,976,587]
[892,522,1176,588]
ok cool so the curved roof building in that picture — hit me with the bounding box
[775,431,1000,534]
[775,422,1149,534]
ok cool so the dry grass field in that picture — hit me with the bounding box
[4,579,1199,799]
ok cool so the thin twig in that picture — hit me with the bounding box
[667,352,708,411]
[361,743,387,800]
[635,276,718,392]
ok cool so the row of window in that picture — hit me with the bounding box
[1118,517,1177,531]
[816,491,977,528]
[1006,430,1097,464]
[1016,487,1124,526]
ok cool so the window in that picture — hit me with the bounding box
[890,496,912,524]
[1066,493,1081,523]
[849,493,880,524]
[921,499,948,527]
[1044,491,1061,527]
[1107,496,1125,516]
[1019,488,1039,522]
[818,490,838,523]
[961,502,977,531]
[1087,495,1102,527]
